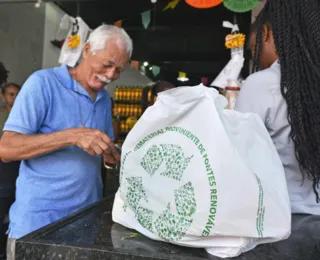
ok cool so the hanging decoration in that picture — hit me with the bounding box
[225,33,245,49]
[163,0,180,11]
[210,53,244,88]
[211,20,245,89]
[152,65,161,76]
[141,10,151,29]
[51,39,65,49]
[132,60,212,84]
[185,0,222,9]
[130,60,140,70]
[51,14,71,50]
[114,20,123,28]
[68,35,81,49]
[177,72,189,82]
[59,16,90,67]
[66,19,81,49]
[222,21,245,57]
[223,0,260,13]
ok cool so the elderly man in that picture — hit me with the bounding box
[0,25,132,258]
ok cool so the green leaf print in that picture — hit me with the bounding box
[141,145,164,176]
[160,144,194,181]
[175,182,197,217]
[126,176,148,211]
[154,208,193,241]
[136,206,154,232]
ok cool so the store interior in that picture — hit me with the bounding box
[0,1,266,258]
[2,1,320,260]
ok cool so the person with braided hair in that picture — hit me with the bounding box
[235,0,320,215]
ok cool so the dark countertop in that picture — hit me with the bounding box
[15,195,320,260]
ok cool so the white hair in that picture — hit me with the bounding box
[87,24,133,57]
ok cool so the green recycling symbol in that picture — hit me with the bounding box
[141,144,194,181]
[123,144,196,242]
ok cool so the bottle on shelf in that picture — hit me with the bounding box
[134,88,137,101]
[147,88,152,103]
[117,104,120,116]
[120,120,125,133]
[112,85,146,138]
[124,123,129,133]
[125,105,130,117]
[117,87,121,101]
[114,87,119,101]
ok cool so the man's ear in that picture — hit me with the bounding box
[82,43,91,59]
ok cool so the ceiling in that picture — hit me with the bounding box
[55,0,251,86]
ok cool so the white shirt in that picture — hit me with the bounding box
[235,61,320,215]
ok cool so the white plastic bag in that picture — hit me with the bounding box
[112,85,291,258]
[59,17,90,67]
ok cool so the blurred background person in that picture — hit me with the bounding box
[141,81,176,113]
[0,63,9,108]
[0,83,21,259]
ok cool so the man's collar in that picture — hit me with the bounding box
[54,65,106,102]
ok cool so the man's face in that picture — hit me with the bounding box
[4,85,20,107]
[82,40,129,92]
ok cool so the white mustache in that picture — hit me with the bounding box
[96,75,112,84]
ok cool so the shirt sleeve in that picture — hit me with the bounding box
[105,96,115,141]
[4,73,49,135]
[235,73,274,125]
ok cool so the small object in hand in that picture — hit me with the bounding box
[114,145,122,155]
[104,145,121,169]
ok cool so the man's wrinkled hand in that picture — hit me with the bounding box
[75,128,116,157]
[103,151,120,166]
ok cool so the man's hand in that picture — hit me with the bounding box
[0,128,120,163]
[74,128,120,164]
[103,152,119,165]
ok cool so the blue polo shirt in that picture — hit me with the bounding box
[4,65,114,239]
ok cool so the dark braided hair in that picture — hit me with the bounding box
[251,7,268,73]
[0,62,9,87]
[253,0,320,202]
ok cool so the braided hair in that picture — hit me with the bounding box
[0,62,9,87]
[253,0,320,202]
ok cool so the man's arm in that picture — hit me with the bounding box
[0,72,119,163]
[0,128,120,163]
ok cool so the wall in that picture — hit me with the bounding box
[0,3,45,84]
[42,3,66,69]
